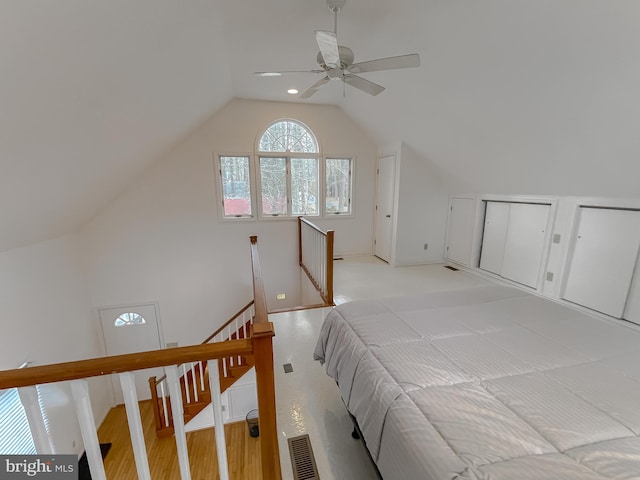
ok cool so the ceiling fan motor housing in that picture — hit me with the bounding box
[327,0,346,13]
[316,46,354,69]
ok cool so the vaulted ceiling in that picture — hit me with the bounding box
[2,0,640,252]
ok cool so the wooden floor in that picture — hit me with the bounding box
[97,401,261,479]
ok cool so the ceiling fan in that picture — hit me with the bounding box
[254,0,420,98]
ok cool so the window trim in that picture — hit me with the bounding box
[256,154,321,219]
[215,152,257,222]
[213,118,356,221]
[323,155,355,218]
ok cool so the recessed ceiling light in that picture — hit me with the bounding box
[288,89,299,95]
[254,72,283,77]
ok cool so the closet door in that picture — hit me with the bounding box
[479,202,510,275]
[446,197,475,266]
[501,203,550,288]
[563,208,640,318]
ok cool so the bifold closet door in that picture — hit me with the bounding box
[500,203,550,288]
[479,202,510,275]
[563,208,640,318]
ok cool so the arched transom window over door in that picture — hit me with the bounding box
[258,120,320,217]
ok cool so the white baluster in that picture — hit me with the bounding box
[190,363,198,402]
[119,373,152,480]
[199,361,205,391]
[182,364,190,404]
[17,386,53,454]
[242,312,248,338]
[166,365,192,480]
[160,382,170,427]
[70,380,106,480]
[208,359,229,480]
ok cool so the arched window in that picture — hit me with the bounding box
[258,120,318,153]
[114,312,146,327]
[257,120,320,217]
[216,118,352,219]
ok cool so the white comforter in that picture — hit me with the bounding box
[314,285,640,480]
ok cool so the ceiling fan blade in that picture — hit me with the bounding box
[301,76,331,98]
[254,69,325,76]
[344,75,385,96]
[315,30,340,68]
[347,54,421,74]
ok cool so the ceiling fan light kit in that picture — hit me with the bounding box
[254,0,420,98]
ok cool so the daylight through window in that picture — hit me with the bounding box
[216,119,353,219]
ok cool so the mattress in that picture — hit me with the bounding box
[313,285,640,480]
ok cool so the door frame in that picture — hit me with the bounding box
[94,301,165,404]
[374,153,397,264]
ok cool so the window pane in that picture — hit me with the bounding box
[259,120,318,153]
[220,156,252,217]
[326,158,352,214]
[291,158,319,215]
[260,157,287,215]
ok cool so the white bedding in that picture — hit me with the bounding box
[313,285,640,480]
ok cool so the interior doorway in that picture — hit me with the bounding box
[374,154,395,263]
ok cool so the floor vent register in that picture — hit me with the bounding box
[288,434,320,480]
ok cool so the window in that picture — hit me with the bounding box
[114,312,146,327]
[258,120,319,217]
[220,156,253,218]
[0,388,37,454]
[216,119,354,219]
[326,158,352,215]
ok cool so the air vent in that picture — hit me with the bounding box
[283,363,294,373]
[288,434,320,480]
[444,265,459,271]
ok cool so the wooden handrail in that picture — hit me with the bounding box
[151,300,255,386]
[0,339,252,390]
[249,235,282,480]
[202,300,255,345]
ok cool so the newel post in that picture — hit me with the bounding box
[253,321,282,480]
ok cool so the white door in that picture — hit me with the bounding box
[374,155,395,262]
[500,203,550,288]
[563,208,640,318]
[446,197,475,266]
[99,304,164,404]
[479,202,510,274]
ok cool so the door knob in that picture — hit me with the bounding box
[386,215,391,218]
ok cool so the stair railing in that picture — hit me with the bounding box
[0,235,282,480]
[298,216,335,305]
[148,300,256,437]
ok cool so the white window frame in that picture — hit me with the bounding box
[324,155,354,217]
[256,154,321,219]
[213,120,356,221]
[215,152,257,221]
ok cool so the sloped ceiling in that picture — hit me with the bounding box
[0,0,232,252]
[2,0,640,252]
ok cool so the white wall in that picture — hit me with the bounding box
[394,143,449,266]
[0,235,111,456]
[81,98,377,347]
[377,142,449,266]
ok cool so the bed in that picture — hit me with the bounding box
[313,284,640,479]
